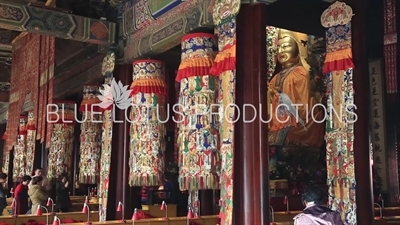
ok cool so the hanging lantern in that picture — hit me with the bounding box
[129,59,167,186]
[25,111,36,175]
[47,100,75,182]
[176,33,220,191]
[78,85,102,184]
[13,115,27,181]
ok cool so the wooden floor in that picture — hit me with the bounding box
[3,197,400,224]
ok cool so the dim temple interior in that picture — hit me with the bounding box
[0,0,396,224]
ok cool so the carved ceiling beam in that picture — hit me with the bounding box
[122,0,213,61]
[0,91,9,103]
[54,56,105,99]
[0,2,116,44]
[55,43,103,78]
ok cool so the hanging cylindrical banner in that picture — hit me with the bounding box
[2,112,9,176]
[47,100,75,183]
[129,59,167,186]
[321,2,356,223]
[98,76,113,222]
[13,115,27,181]
[2,147,9,175]
[78,85,102,184]
[176,33,220,191]
[2,131,9,176]
[25,111,36,175]
[98,52,116,222]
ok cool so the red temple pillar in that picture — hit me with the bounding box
[349,0,375,223]
[234,4,269,225]
[106,64,133,220]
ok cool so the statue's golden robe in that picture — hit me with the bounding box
[269,66,324,147]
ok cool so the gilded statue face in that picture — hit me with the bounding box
[277,36,300,68]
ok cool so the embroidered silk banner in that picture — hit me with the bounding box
[99,76,113,222]
[98,51,115,222]
[6,34,40,151]
[176,33,220,191]
[2,145,9,175]
[36,35,55,149]
[6,34,54,152]
[47,101,75,182]
[13,116,28,181]
[79,85,102,184]
[383,0,397,94]
[129,59,167,186]
[2,116,9,176]
[26,111,36,175]
[321,2,356,224]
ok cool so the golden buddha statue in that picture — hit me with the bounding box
[268,29,324,147]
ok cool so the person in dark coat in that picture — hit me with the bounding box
[294,184,344,225]
[0,173,7,215]
[14,175,31,215]
[55,174,70,212]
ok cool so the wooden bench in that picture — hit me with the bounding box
[142,205,177,218]
[0,211,99,225]
[374,216,400,225]
[3,203,98,215]
[0,216,16,225]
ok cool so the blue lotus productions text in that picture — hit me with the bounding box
[46,103,358,124]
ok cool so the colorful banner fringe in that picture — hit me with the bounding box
[78,85,102,184]
[25,111,36,176]
[47,101,75,183]
[383,0,397,94]
[210,7,238,224]
[176,33,220,191]
[98,51,115,222]
[13,116,28,181]
[129,60,167,186]
[321,2,356,224]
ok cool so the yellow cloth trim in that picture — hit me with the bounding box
[131,77,166,87]
[178,57,214,70]
[214,44,236,64]
[325,48,352,63]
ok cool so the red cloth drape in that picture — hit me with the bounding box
[383,0,397,93]
[6,34,40,151]
[5,34,54,150]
